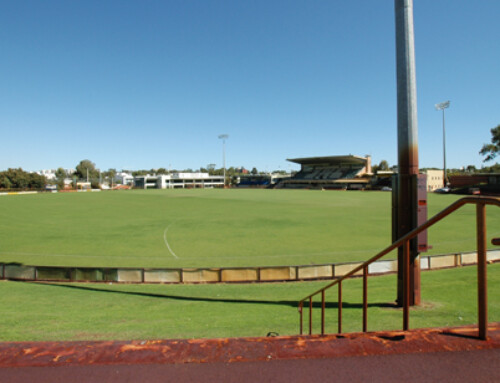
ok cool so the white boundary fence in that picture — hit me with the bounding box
[1,250,499,284]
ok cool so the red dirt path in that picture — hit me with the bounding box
[1,323,499,382]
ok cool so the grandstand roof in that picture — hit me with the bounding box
[287,155,368,166]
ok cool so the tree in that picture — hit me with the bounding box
[466,165,477,173]
[372,160,390,174]
[75,160,99,182]
[27,172,46,189]
[156,168,168,175]
[207,164,216,175]
[0,168,46,190]
[0,173,12,189]
[55,168,67,179]
[101,168,117,187]
[479,124,500,162]
[251,167,258,175]
[107,168,117,180]
[55,167,67,190]
[378,160,389,171]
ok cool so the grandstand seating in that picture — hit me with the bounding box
[279,155,371,190]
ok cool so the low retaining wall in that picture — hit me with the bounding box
[1,250,499,284]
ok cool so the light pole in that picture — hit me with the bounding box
[395,0,420,307]
[435,100,450,187]
[218,134,229,188]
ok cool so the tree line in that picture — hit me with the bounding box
[1,125,499,191]
[0,168,46,190]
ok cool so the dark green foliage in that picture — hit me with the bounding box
[0,168,46,190]
[75,159,99,181]
[480,124,500,162]
[372,160,390,173]
[55,167,67,189]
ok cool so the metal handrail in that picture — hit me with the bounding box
[298,196,500,340]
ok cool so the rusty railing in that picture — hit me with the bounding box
[298,196,500,340]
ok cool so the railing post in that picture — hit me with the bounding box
[477,202,488,340]
[309,297,313,335]
[321,290,325,335]
[338,281,342,334]
[299,302,303,335]
[363,266,368,332]
[296,197,500,338]
[403,239,410,331]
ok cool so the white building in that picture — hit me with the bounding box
[115,172,134,185]
[36,169,56,180]
[36,169,75,181]
[134,173,224,189]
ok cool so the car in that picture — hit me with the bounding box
[434,187,450,194]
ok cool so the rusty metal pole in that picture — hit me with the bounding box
[338,281,342,334]
[309,297,313,335]
[321,290,325,335]
[299,303,303,335]
[403,240,410,331]
[395,0,420,307]
[477,202,488,340]
[363,266,368,332]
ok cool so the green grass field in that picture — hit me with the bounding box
[1,264,498,341]
[1,189,499,268]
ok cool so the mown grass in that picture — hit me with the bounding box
[0,189,498,268]
[1,264,498,342]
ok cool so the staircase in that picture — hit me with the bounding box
[298,196,500,340]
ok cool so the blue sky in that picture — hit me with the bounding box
[1,0,499,172]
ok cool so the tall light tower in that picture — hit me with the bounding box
[395,0,420,307]
[218,134,229,187]
[435,101,450,187]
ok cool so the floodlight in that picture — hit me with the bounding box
[218,134,229,187]
[435,101,450,110]
[435,100,451,186]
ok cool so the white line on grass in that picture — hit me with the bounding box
[163,223,179,259]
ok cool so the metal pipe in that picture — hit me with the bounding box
[338,281,342,334]
[477,203,488,340]
[299,303,303,335]
[442,108,447,185]
[363,266,368,332]
[309,297,313,335]
[403,240,410,331]
[321,290,325,335]
[435,101,450,186]
[395,0,420,307]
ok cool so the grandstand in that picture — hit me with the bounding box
[278,155,372,190]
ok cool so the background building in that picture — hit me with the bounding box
[236,173,291,188]
[279,155,372,190]
[423,170,444,191]
[134,173,224,189]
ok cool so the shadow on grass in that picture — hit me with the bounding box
[25,281,396,310]
[441,330,481,340]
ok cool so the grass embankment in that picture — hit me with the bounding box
[1,264,498,342]
[1,189,497,268]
